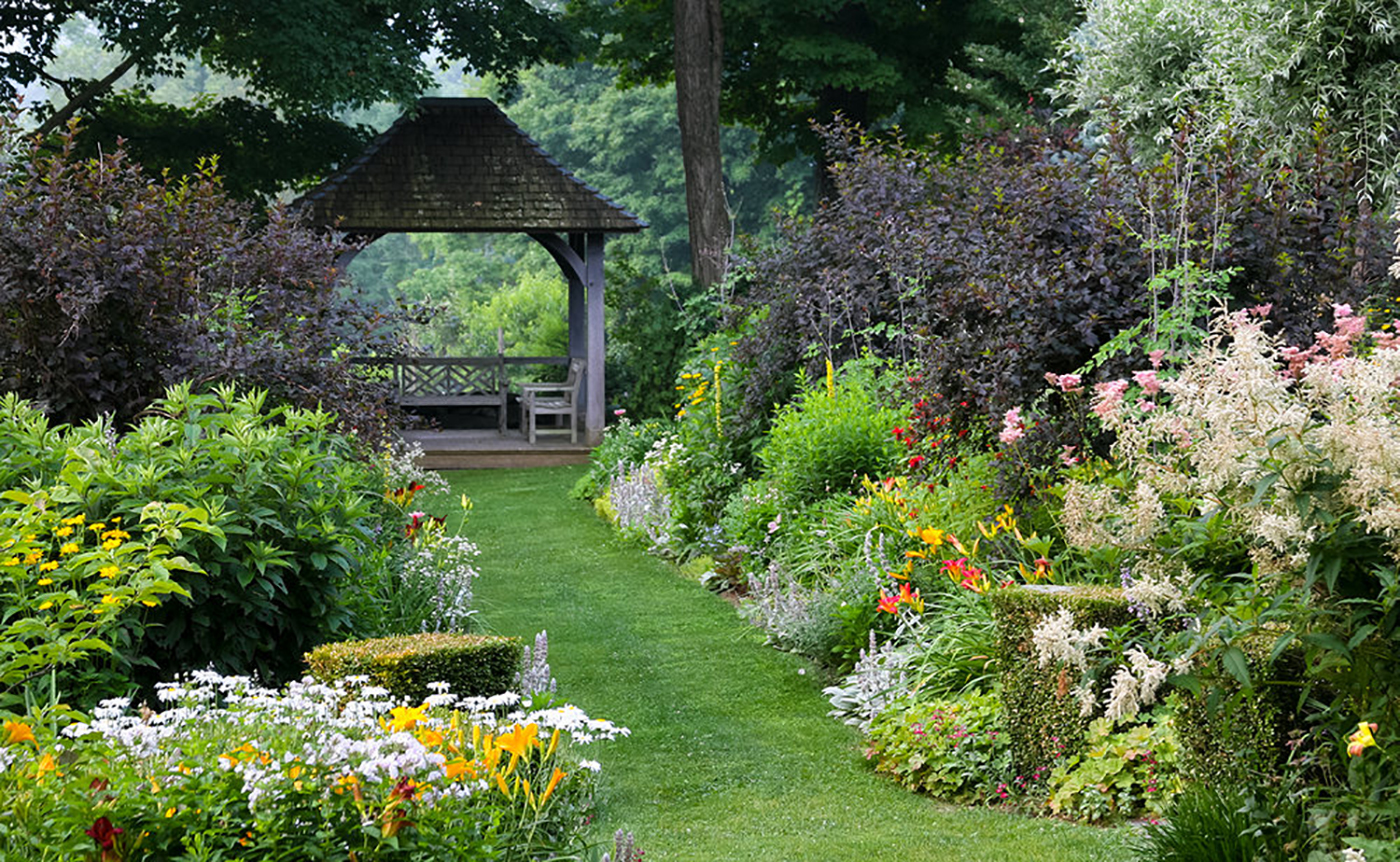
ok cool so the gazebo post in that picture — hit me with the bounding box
[567,234,587,366]
[585,232,606,446]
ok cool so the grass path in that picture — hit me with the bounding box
[442,466,1132,862]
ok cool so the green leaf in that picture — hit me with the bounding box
[1220,645,1251,689]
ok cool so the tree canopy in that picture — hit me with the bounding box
[1052,0,1400,203]
[568,0,1076,165]
[10,1,575,198]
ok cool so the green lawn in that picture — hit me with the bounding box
[440,466,1133,862]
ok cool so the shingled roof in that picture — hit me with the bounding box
[294,98,647,235]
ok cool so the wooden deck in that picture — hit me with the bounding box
[400,428,592,470]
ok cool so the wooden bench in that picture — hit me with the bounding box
[356,356,509,434]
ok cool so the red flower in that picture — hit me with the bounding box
[908,455,926,469]
[85,817,123,852]
[876,591,900,614]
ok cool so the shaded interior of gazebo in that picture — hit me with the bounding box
[294,97,646,446]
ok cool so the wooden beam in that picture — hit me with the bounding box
[585,232,606,446]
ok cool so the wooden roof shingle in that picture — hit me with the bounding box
[294,98,647,235]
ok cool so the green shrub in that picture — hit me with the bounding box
[988,584,1137,773]
[757,360,903,507]
[864,691,1012,804]
[306,632,523,701]
[1173,631,1306,785]
[0,384,397,688]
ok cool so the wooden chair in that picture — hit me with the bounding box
[520,358,585,444]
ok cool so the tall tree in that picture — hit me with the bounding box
[672,0,729,290]
[568,0,1071,193]
[9,1,574,197]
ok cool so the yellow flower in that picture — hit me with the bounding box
[4,721,36,746]
[1349,721,1379,757]
[88,523,107,533]
[37,578,52,586]
[58,542,78,556]
[141,599,159,608]
[386,704,430,733]
[101,529,130,542]
[23,552,41,565]
[98,566,119,579]
[1,558,17,567]
[38,561,58,572]
[54,526,73,538]
[37,601,52,610]
[101,594,120,605]
[101,539,121,551]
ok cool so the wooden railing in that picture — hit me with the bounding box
[352,356,571,433]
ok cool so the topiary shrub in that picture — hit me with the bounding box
[989,584,1137,773]
[1173,630,1307,786]
[305,632,523,702]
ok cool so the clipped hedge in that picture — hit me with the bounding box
[1174,629,1307,785]
[306,632,522,702]
[989,585,1137,773]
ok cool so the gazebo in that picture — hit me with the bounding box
[294,97,647,448]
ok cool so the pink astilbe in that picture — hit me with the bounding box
[1091,380,1131,422]
[999,406,1026,444]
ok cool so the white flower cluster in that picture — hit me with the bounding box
[55,670,625,815]
[1122,561,1189,619]
[1072,308,1400,570]
[1031,608,1109,672]
[1103,648,1188,722]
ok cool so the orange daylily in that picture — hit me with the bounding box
[4,721,36,746]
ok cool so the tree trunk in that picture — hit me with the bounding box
[673,0,729,292]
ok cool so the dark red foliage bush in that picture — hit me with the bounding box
[726,121,1389,452]
[0,119,400,435]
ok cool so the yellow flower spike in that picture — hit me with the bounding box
[4,721,36,746]
[540,767,566,805]
[494,771,511,796]
[976,521,995,540]
[523,777,536,810]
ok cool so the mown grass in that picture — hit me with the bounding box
[440,466,1133,862]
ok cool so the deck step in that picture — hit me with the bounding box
[400,429,592,470]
